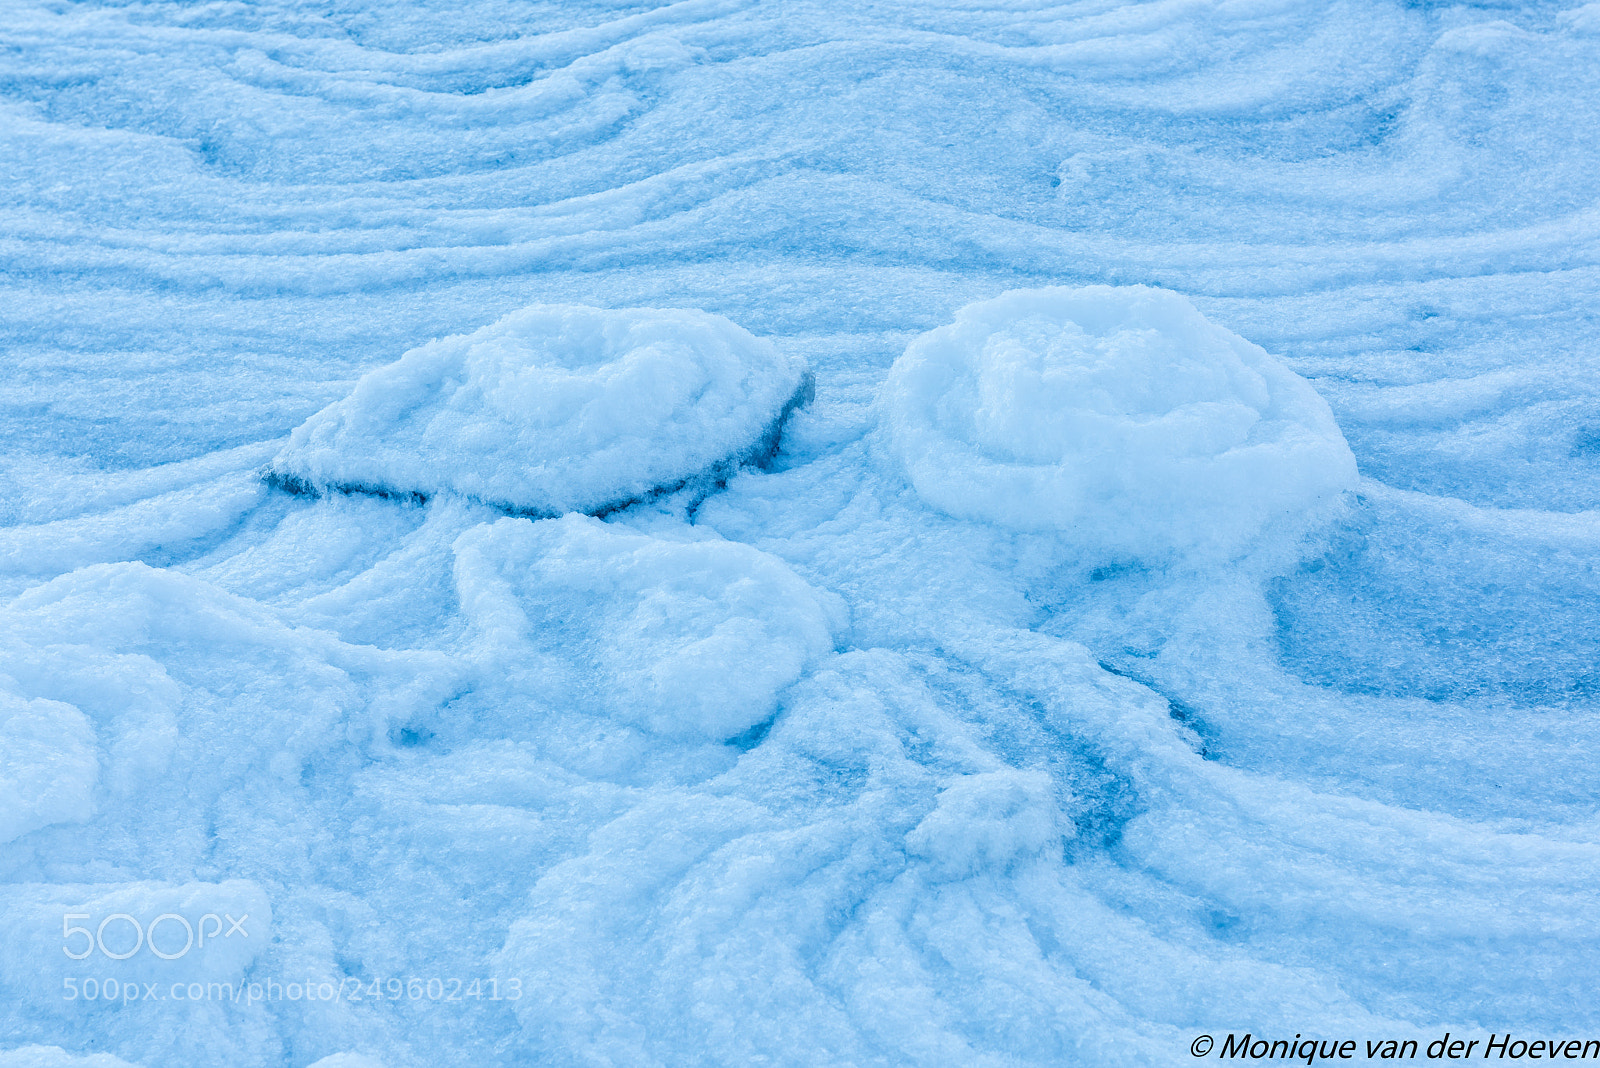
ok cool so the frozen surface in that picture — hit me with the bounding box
[2,0,1600,1064]
[270,303,809,515]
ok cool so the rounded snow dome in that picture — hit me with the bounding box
[271,304,808,516]
[883,286,1357,560]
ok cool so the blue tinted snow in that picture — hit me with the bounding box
[3,1,1600,1065]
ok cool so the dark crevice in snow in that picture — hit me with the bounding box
[261,371,816,524]
[724,712,777,752]
[389,724,436,749]
[915,651,1143,855]
[263,470,430,508]
[1095,659,1215,760]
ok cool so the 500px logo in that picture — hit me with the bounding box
[62,911,250,961]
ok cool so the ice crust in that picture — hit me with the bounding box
[885,285,1358,560]
[269,304,809,516]
[4,0,1600,1065]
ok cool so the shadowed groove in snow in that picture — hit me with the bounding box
[263,367,813,521]
[911,651,1143,854]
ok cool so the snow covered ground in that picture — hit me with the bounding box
[2,0,1599,1064]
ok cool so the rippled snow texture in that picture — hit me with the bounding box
[3,0,1600,1065]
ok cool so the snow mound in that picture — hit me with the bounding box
[270,304,810,516]
[0,690,96,845]
[0,561,461,804]
[453,515,835,740]
[883,286,1357,561]
[0,881,271,1002]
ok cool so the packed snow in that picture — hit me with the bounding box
[2,0,1599,1065]
[270,303,811,516]
[884,285,1357,561]
[452,513,837,739]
